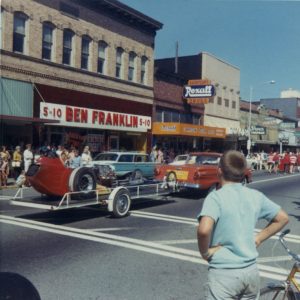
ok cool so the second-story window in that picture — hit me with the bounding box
[62,29,74,65]
[81,35,90,70]
[42,22,54,60]
[116,47,123,79]
[13,12,28,53]
[128,52,136,81]
[141,56,147,84]
[224,99,229,107]
[97,41,107,74]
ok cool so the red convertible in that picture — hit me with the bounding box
[26,153,115,198]
[155,152,252,191]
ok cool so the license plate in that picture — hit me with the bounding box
[173,170,188,180]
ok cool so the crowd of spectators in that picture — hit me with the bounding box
[247,150,300,174]
[0,144,93,188]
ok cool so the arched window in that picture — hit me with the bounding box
[13,12,28,53]
[141,56,148,85]
[42,22,55,60]
[128,51,136,81]
[81,35,91,70]
[97,41,107,74]
[62,29,74,65]
[115,47,123,79]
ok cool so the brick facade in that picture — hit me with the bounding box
[0,0,162,103]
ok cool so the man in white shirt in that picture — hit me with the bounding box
[23,144,33,172]
[81,146,92,166]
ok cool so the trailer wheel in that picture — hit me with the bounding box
[112,189,131,218]
[69,167,96,199]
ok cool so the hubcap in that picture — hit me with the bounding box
[79,174,94,191]
[117,194,129,214]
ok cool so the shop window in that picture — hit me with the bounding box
[116,47,123,79]
[62,29,74,65]
[141,56,147,84]
[193,114,201,125]
[42,22,54,60]
[81,35,91,70]
[97,41,107,74]
[224,99,229,107]
[128,51,136,81]
[155,110,163,122]
[232,101,236,109]
[172,112,179,123]
[164,111,172,122]
[217,97,222,105]
[13,12,28,53]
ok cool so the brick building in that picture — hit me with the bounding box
[0,0,162,153]
[153,52,237,153]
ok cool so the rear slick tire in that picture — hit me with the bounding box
[69,167,96,200]
[259,287,295,300]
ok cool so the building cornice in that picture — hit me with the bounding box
[0,50,154,102]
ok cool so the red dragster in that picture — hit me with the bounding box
[155,152,252,191]
[26,153,115,197]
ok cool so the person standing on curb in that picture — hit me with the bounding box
[12,146,22,180]
[23,144,33,173]
[197,150,289,299]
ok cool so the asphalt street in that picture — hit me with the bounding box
[0,171,300,300]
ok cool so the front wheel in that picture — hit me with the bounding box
[259,287,296,300]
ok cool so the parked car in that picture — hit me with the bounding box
[26,153,114,197]
[155,152,252,191]
[92,152,156,182]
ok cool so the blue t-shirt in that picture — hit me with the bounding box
[197,183,280,269]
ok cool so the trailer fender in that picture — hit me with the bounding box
[107,186,129,212]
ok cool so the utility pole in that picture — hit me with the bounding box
[175,41,178,74]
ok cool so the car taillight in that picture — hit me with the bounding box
[154,167,160,176]
[193,170,201,180]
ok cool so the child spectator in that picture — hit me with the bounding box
[16,170,26,187]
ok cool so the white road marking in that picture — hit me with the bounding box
[131,211,300,243]
[131,212,196,225]
[154,239,196,245]
[89,227,135,232]
[257,256,292,263]
[0,214,297,282]
[249,173,300,185]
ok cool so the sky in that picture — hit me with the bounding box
[120,0,300,101]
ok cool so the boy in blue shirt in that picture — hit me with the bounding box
[197,150,289,299]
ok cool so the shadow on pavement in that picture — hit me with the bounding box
[16,198,176,225]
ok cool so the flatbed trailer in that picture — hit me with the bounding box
[10,181,178,218]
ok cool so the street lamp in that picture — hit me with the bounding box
[247,80,276,156]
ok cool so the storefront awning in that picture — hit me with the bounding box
[152,122,226,139]
[0,115,60,124]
